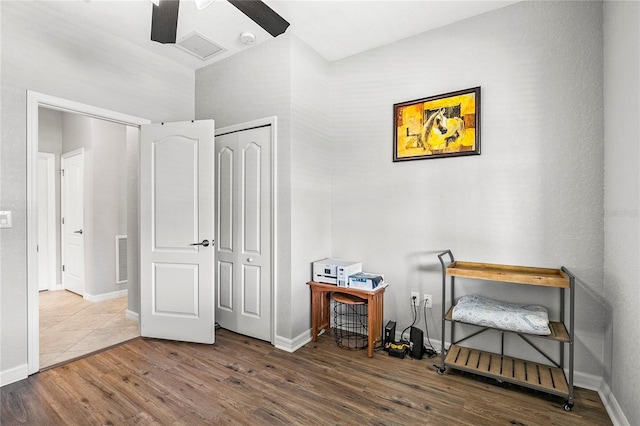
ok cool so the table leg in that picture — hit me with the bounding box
[379,294,383,350]
[378,292,384,347]
[311,288,319,342]
[322,291,331,334]
[367,295,375,358]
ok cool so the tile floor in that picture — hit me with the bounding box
[39,290,140,369]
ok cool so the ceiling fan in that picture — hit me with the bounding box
[151,0,290,44]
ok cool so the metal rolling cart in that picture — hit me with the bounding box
[436,250,575,411]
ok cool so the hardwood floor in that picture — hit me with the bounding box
[2,329,611,425]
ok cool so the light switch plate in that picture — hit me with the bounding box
[0,211,12,228]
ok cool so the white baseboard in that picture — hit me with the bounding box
[572,370,602,391]
[274,330,312,353]
[126,309,139,322]
[84,289,128,303]
[0,364,28,388]
[598,380,630,426]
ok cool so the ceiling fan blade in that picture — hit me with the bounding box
[151,0,180,44]
[228,0,290,38]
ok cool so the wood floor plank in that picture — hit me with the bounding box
[1,329,612,425]
[0,376,65,425]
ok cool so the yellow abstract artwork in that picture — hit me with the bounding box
[393,87,481,161]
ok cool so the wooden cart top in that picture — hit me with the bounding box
[446,261,570,288]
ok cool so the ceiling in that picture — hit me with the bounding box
[39,0,518,70]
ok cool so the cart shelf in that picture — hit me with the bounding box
[446,261,570,288]
[437,250,575,411]
[444,345,569,397]
[443,306,571,342]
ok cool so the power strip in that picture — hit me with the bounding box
[388,342,410,358]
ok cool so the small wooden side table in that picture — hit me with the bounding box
[307,281,387,358]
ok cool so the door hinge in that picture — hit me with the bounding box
[62,217,65,225]
[60,169,64,177]
[62,265,65,272]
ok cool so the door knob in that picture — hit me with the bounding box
[190,239,210,247]
[74,229,83,234]
[247,257,253,263]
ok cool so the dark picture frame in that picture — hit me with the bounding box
[393,87,481,162]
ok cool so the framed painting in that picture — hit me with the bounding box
[393,87,481,162]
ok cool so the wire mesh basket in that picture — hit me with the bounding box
[332,293,368,350]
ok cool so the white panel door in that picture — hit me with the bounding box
[215,126,271,341]
[140,120,215,344]
[61,149,84,296]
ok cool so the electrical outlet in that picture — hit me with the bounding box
[423,294,432,308]
[411,292,420,306]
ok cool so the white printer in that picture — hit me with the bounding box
[312,258,362,287]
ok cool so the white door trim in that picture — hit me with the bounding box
[37,152,57,291]
[215,117,277,344]
[26,90,150,375]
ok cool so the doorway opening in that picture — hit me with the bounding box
[36,106,140,369]
[27,91,150,374]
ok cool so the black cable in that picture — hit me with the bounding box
[422,303,437,354]
[400,298,419,343]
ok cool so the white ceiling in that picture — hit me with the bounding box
[38,0,518,70]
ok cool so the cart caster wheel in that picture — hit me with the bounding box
[436,367,446,375]
[563,402,573,412]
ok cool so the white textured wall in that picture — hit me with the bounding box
[1,0,193,375]
[604,1,640,424]
[330,1,605,376]
[88,117,128,296]
[126,127,140,315]
[289,35,332,337]
[196,34,295,338]
[196,32,333,341]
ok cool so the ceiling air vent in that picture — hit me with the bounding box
[175,31,226,61]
